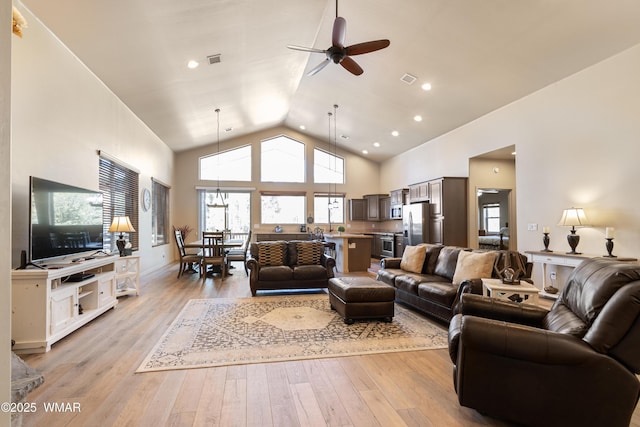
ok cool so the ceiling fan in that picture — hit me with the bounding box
[287,0,390,76]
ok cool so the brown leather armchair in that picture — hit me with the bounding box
[448,258,640,427]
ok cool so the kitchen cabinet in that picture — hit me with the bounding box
[390,189,408,206]
[371,235,382,257]
[380,197,391,221]
[395,235,404,258]
[363,194,389,221]
[408,182,429,203]
[390,189,407,220]
[428,177,467,246]
[349,199,366,221]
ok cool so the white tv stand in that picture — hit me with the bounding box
[12,256,119,354]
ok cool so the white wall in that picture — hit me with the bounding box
[10,5,175,273]
[174,126,382,236]
[381,42,640,284]
[1,0,12,421]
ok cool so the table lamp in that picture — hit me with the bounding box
[558,208,589,254]
[108,216,136,256]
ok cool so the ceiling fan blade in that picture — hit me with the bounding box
[340,56,363,76]
[346,39,390,56]
[332,17,346,47]
[307,58,331,76]
[287,45,327,54]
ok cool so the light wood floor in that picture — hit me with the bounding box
[19,260,640,427]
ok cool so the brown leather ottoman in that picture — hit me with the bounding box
[328,277,395,324]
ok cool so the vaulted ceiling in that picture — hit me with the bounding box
[20,0,640,162]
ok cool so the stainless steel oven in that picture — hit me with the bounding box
[381,234,394,258]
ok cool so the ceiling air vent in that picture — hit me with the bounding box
[400,73,417,85]
[207,54,221,65]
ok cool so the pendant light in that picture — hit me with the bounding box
[327,110,334,226]
[210,108,228,208]
[331,104,339,209]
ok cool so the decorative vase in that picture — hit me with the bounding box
[542,232,552,252]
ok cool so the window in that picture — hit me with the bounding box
[261,136,305,182]
[99,156,139,252]
[314,194,345,224]
[483,203,501,233]
[260,193,305,224]
[314,148,344,184]
[152,179,169,246]
[198,191,252,234]
[199,145,251,181]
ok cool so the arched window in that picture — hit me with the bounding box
[261,136,305,183]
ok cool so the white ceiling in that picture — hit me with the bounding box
[20,0,640,162]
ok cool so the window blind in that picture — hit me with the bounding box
[99,156,139,252]
[152,178,169,246]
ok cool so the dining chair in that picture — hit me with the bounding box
[201,231,226,279]
[225,230,252,275]
[174,230,202,278]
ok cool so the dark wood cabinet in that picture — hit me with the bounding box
[390,189,408,206]
[408,177,467,246]
[408,182,429,203]
[380,197,391,221]
[363,194,388,221]
[372,235,382,257]
[394,236,404,258]
[428,177,467,247]
[349,199,366,221]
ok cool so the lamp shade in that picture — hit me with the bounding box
[558,208,590,228]
[108,216,136,233]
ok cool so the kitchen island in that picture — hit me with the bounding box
[324,233,373,273]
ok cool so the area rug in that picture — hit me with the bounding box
[136,294,448,373]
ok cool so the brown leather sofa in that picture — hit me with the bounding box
[246,240,336,296]
[377,245,532,322]
[448,258,640,427]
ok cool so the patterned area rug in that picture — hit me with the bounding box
[136,294,448,373]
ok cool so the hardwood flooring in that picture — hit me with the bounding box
[19,260,640,427]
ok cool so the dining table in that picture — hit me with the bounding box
[184,239,244,276]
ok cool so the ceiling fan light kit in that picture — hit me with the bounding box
[287,0,390,76]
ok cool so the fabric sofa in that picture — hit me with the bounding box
[246,240,336,296]
[447,258,640,427]
[376,245,532,322]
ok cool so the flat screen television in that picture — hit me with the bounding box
[29,176,104,262]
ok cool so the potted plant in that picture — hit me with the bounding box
[337,226,346,235]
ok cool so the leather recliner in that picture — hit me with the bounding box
[448,258,640,427]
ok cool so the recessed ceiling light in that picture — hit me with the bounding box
[511,151,516,156]
[362,150,369,154]
[414,115,423,122]
[421,83,432,91]
[299,125,306,130]
[373,142,380,147]
[391,131,399,137]
[187,60,199,69]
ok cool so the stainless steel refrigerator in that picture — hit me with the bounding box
[402,202,430,246]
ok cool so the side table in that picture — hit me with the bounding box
[482,278,540,305]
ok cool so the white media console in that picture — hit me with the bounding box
[11,255,121,354]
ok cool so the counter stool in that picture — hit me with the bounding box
[328,277,395,324]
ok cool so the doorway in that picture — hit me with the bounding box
[198,190,251,234]
[477,188,511,250]
[468,145,516,250]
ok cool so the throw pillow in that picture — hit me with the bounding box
[452,250,497,285]
[400,245,427,273]
[257,242,286,266]
[296,242,324,265]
